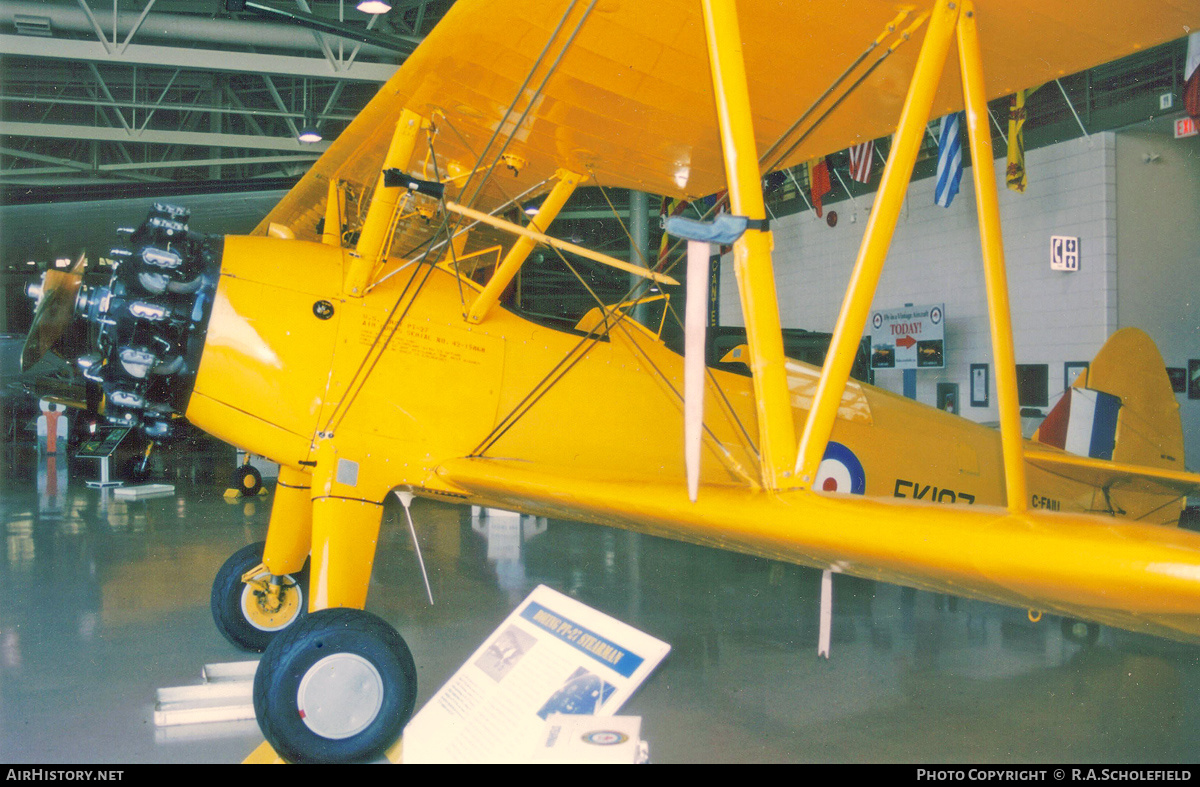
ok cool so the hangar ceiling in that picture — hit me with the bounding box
[0,2,1190,284]
[0,0,453,186]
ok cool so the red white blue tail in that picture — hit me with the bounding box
[1036,387,1122,461]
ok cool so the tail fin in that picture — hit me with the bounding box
[1080,328,1184,471]
[1034,328,1187,522]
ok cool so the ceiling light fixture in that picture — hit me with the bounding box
[356,1,392,13]
[298,112,322,143]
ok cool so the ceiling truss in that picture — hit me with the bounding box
[0,0,453,188]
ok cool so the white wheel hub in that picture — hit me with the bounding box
[296,653,384,740]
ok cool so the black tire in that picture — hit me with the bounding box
[1061,617,1101,646]
[254,608,418,764]
[232,464,263,497]
[211,541,308,652]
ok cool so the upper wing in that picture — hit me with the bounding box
[257,0,1200,242]
[438,456,1200,644]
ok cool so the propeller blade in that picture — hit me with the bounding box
[20,253,86,372]
[684,239,709,503]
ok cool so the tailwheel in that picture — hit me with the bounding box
[253,608,418,764]
[232,464,263,497]
[211,541,308,652]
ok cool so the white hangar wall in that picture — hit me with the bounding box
[1115,128,1200,470]
[719,129,1199,471]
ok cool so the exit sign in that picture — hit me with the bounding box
[1176,116,1198,139]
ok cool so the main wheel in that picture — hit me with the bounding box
[232,464,263,497]
[253,608,418,764]
[211,541,308,652]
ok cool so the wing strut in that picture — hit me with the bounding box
[464,169,583,324]
[345,107,425,297]
[794,0,1029,513]
[321,179,345,247]
[794,0,959,493]
[700,0,795,491]
[685,236,710,502]
[956,1,1027,511]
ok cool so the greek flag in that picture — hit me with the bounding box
[934,113,963,208]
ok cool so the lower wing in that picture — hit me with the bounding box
[438,456,1200,644]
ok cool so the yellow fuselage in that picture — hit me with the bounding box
[188,236,1132,523]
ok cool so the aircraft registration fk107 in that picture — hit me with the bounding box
[19,0,1200,764]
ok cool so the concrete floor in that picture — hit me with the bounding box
[3,437,1200,764]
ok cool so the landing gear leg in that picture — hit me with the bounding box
[254,490,418,762]
[306,494,384,611]
[211,466,313,651]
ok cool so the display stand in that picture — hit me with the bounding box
[77,425,132,488]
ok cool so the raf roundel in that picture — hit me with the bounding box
[583,730,629,746]
[814,441,866,495]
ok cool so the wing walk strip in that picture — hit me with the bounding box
[436,457,1200,644]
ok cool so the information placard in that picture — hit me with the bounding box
[76,426,131,459]
[402,584,670,764]
[869,303,944,369]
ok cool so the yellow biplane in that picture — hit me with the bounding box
[20,0,1200,764]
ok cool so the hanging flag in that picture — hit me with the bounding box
[847,140,875,184]
[807,157,831,217]
[1184,32,1200,121]
[1006,90,1028,192]
[934,113,962,208]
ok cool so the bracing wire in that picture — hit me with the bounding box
[325,1,600,435]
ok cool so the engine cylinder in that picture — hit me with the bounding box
[75,203,221,438]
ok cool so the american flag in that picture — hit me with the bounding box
[847,140,875,184]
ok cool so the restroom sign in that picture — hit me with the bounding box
[1050,235,1079,271]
